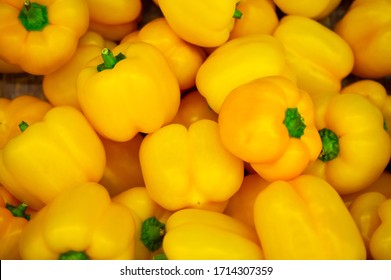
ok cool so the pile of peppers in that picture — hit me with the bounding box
[0,0,391,260]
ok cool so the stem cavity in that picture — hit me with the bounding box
[318,128,340,162]
[18,1,49,31]
[283,108,306,139]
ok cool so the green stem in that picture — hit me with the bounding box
[283,108,306,138]
[153,253,168,260]
[59,251,89,260]
[18,1,49,31]
[19,121,29,132]
[140,217,165,252]
[97,48,126,72]
[318,128,340,162]
[6,203,30,221]
[233,9,242,19]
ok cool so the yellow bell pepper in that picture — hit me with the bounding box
[0,95,52,148]
[19,182,137,260]
[121,17,207,91]
[156,0,241,47]
[0,0,89,75]
[334,0,391,78]
[254,175,366,260]
[99,134,145,197]
[341,79,391,138]
[304,92,391,195]
[163,208,264,260]
[76,42,181,142]
[273,15,354,96]
[171,90,218,128]
[0,106,106,210]
[112,186,171,260]
[218,76,322,182]
[348,192,387,257]
[196,34,296,114]
[0,59,23,74]
[224,174,269,228]
[342,171,391,207]
[0,185,33,259]
[229,0,279,39]
[369,198,391,259]
[139,119,244,212]
[273,0,342,20]
[43,31,117,110]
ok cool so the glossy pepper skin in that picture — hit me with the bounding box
[112,187,171,260]
[121,17,207,91]
[369,198,391,260]
[0,0,89,75]
[139,119,244,212]
[157,0,240,47]
[0,106,106,210]
[0,95,52,148]
[304,92,391,195]
[196,34,296,114]
[43,31,117,110]
[19,182,137,260]
[0,186,32,259]
[219,76,322,182]
[273,15,354,96]
[229,0,279,39]
[76,42,181,142]
[163,208,264,260]
[99,134,145,197]
[341,79,391,138]
[334,0,391,78]
[273,0,341,19]
[254,175,366,260]
[348,192,387,257]
[171,90,218,128]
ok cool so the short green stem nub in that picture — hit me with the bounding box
[318,128,340,162]
[6,203,30,221]
[141,217,166,252]
[233,9,242,19]
[59,251,89,260]
[19,121,29,132]
[283,108,306,138]
[153,253,168,260]
[97,48,126,72]
[18,1,49,31]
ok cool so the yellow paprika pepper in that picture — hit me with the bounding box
[76,42,181,142]
[254,175,366,260]
[273,15,354,96]
[0,0,89,75]
[99,134,145,197]
[348,192,387,257]
[334,0,391,78]
[224,174,269,228]
[0,106,106,210]
[304,92,391,195]
[342,171,391,207]
[341,79,391,138]
[369,198,391,260]
[273,0,342,20]
[163,208,264,260]
[196,34,296,113]
[139,119,244,212]
[112,186,171,260]
[43,31,117,110]
[171,90,218,128]
[121,17,207,91]
[19,182,137,260]
[218,76,322,182]
[229,0,279,39]
[157,0,241,47]
[0,95,52,148]
[0,185,32,259]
